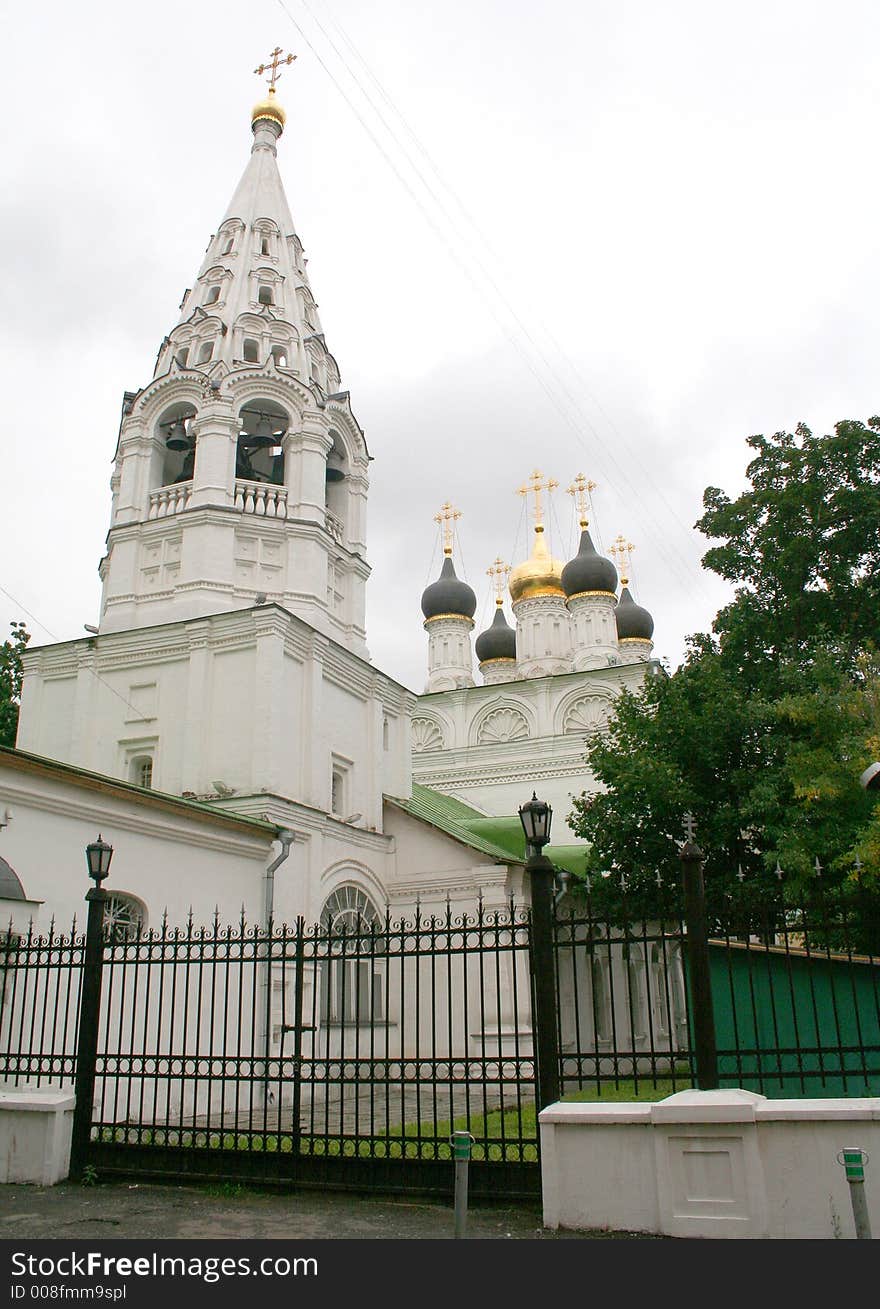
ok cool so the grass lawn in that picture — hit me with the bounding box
[97,1075,693,1164]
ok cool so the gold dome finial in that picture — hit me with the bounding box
[609,535,634,587]
[486,557,511,607]
[517,469,559,533]
[567,473,597,530]
[252,46,297,130]
[434,501,462,558]
[510,471,565,603]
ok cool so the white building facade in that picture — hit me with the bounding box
[414,485,658,819]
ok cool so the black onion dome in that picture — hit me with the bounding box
[615,586,654,641]
[421,556,477,620]
[475,606,517,663]
[561,529,618,598]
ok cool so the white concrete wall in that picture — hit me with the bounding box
[540,1090,880,1239]
[0,754,276,930]
[0,1088,75,1185]
[18,606,415,844]
[413,661,658,821]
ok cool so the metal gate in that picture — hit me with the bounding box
[0,892,721,1199]
[0,905,541,1199]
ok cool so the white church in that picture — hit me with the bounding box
[0,71,659,939]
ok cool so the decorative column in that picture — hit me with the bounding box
[285,410,333,525]
[189,394,238,508]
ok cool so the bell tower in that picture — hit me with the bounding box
[98,54,370,657]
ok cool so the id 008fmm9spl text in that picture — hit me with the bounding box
[11,1290,125,1301]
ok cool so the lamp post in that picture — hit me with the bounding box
[678,816,718,1090]
[70,835,113,1180]
[519,793,560,1111]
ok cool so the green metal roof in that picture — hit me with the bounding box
[387,784,524,863]
[388,784,589,874]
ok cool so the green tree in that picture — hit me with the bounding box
[569,418,880,908]
[698,417,880,684]
[0,621,30,748]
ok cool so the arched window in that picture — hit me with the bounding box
[319,886,384,1024]
[157,403,197,488]
[175,348,188,368]
[271,346,287,368]
[130,755,153,789]
[591,955,610,1042]
[321,885,382,935]
[243,339,260,363]
[222,238,234,255]
[103,893,147,942]
[237,404,287,486]
[204,286,221,305]
[261,236,271,256]
[197,341,213,363]
[258,286,273,306]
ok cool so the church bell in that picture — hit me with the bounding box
[244,414,279,449]
[165,418,190,451]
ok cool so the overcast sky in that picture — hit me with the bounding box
[2,0,878,693]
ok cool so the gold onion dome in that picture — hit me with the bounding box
[252,87,286,129]
[508,529,565,603]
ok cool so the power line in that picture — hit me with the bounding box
[0,582,148,724]
[281,0,719,607]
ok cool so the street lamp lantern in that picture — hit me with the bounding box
[518,791,558,1110]
[85,835,114,884]
[518,792,552,851]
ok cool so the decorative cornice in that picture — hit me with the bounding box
[0,749,277,848]
[423,614,475,628]
[413,758,593,788]
[512,588,567,605]
[566,589,617,602]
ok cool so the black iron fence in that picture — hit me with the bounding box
[0,859,877,1197]
[553,904,691,1095]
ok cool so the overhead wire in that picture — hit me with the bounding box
[282,0,719,609]
[0,582,152,724]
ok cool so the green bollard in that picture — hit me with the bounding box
[452,1131,475,1239]
[839,1148,872,1240]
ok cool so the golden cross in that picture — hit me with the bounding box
[567,473,597,529]
[517,469,558,530]
[609,534,634,585]
[486,557,510,606]
[434,501,462,557]
[254,47,297,91]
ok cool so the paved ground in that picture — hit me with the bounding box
[0,1180,649,1240]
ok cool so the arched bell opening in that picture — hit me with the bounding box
[325,430,349,510]
[156,401,198,487]
[236,401,289,487]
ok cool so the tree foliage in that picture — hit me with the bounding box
[0,622,30,749]
[569,418,880,907]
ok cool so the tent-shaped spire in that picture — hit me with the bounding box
[153,80,338,391]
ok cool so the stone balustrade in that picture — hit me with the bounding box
[234,480,289,519]
[148,482,192,519]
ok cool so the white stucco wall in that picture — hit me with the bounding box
[540,1090,880,1239]
[413,661,660,820]
[0,752,276,931]
[18,605,415,844]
